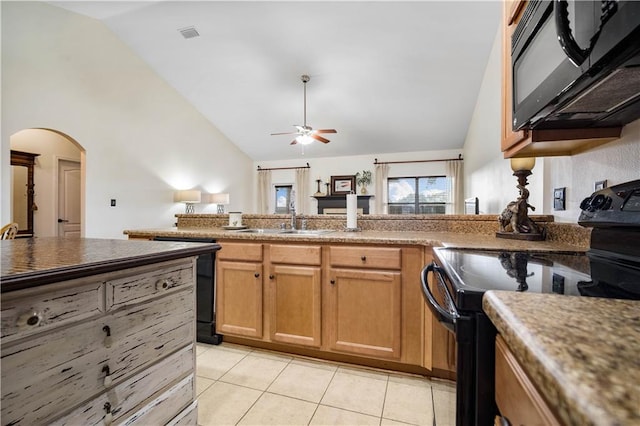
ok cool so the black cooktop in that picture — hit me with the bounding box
[434,247,640,312]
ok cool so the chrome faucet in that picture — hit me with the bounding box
[290,192,296,230]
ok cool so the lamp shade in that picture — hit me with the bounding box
[510,157,536,172]
[173,189,201,203]
[204,193,230,204]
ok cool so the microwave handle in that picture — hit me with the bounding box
[421,263,460,331]
[555,0,607,67]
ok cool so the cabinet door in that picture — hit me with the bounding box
[216,260,263,338]
[327,268,401,359]
[268,264,322,347]
[501,0,529,153]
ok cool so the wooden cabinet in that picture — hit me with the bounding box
[214,239,431,373]
[268,244,322,347]
[327,246,402,360]
[495,335,560,425]
[216,242,264,338]
[500,0,621,158]
[0,258,198,426]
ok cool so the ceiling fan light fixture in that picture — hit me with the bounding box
[271,74,337,146]
[296,134,314,145]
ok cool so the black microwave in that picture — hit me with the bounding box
[512,0,640,131]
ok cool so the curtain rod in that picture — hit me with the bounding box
[257,162,310,171]
[374,153,463,165]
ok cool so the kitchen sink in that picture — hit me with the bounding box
[235,228,283,234]
[235,228,334,235]
[279,229,335,235]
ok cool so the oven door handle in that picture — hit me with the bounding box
[421,263,460,332]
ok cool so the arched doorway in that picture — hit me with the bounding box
[10,128,85,237]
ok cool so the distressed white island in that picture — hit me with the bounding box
[1,237,219,426]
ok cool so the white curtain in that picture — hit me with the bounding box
[257,169,271,214]
[374,163,389,214]
[295,167,310,214]
[446,160,464,214]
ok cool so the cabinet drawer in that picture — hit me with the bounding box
[270,244,321,265]
[495,335,560,426]
[1,278,104,344]
[118,374,195,425]
[329,246,402,270]
[168,400,198,426]
[218,242,263,261]
[1,287,195,426]
[52,345,194,425]
[106,259,195,310]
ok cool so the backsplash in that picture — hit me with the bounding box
[176,214,591,248]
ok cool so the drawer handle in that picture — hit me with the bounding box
[102,325,113,348]
[17,311,42,328]
[361,256,367,261]
[254,273,260,278]
[156,279,171,290]
[103,402,113,426]
[102,365,112,387]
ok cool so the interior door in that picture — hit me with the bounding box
[57,159,81,237]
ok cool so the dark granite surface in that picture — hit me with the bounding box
[1,237,219,292]
[484,291,640,426]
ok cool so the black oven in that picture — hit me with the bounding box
[421,179,640,425]
[512,0,640,131]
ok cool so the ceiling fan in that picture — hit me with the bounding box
[271,74,337,145]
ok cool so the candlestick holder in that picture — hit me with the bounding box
[314,179,324,196]
[497,158,545,241]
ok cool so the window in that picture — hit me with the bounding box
[275,185,293,214]
[388,176,448,214]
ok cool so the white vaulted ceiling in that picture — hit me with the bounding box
[48,1,501,161]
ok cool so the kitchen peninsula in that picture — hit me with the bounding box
[1,237,218,425]
[124,214,589,378]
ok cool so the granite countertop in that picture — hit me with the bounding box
[124,227,586,253]
[1,237,219,292]
[483,291,640,425]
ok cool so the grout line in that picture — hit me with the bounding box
[380,374,390,425]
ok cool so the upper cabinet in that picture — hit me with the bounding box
[501,0,622,158]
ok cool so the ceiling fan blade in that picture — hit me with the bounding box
[271,131,297,136]
[311,134,330,144]
[290,139,298,145]
[316,129,337,134]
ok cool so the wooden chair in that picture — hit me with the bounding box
[1,223,19,240]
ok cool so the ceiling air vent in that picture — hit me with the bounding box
[178,26,200,39]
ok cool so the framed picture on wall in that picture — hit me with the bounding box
[595,180,607,191]
[330,175,355,195]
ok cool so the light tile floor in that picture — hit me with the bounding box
[196,342,456,426]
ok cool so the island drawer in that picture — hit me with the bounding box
[1,287,194,426]
[106,258,195,310]
[329,246,402,270]
[270,244,321,265]
[52,345,194,425]
[0,278,104,344]
[217,241,263,262]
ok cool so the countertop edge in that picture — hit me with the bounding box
[1,242,220,292]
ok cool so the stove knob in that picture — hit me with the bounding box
[590,194,607,210]
[602,196,613,210]
[579,197,592,210]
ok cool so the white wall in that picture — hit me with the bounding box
[1,1,254,238]
[254,149,461,215]
[463,25,639,222]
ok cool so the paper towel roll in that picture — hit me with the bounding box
[346,194,357,229]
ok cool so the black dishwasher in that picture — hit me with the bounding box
[153,236,222,344]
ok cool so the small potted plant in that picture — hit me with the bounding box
[355,170,372,194]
